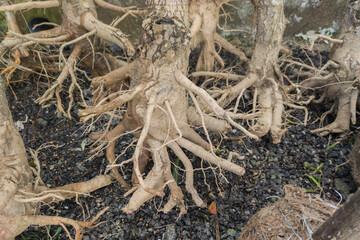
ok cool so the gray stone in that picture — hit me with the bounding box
[37,118,48,127]
[165,223,177,240]
[334,178,351,197]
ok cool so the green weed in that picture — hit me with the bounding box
[304,163,324,193]
[20,226,62,240]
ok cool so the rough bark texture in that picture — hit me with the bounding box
[0,76,36,239]
[313,188,360,240]
[348,133,360,186]
[0,74,112,239]
[76,0,247,214]
[218,0,286,143]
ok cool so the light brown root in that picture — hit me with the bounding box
[25,175,113,203]
[35,43,83,116]
[309,34,344,51]
[189,0,225,71]
[159,147,186,214]
[190,71,245,82]
[94,0,139,13]
[0,207,108,240]
[299,73,335,89]
[217,72,259,107]
[1,1,28,57]
[91,61,135,90]
[187,106,230,134]
[177,138,245,176]
[214,33,248,63]
[311,94,352,136]
[131,147,150,185]
[168,142,206,208]
[248,80,286,143]
[122,139,166,214]
[107,141,131,189]
[80,12,135,56]
[250,84,272,137]
[180,123,211,150]
[351,88,358,125]
[175,70,258,140]
[0,0,59,12]
[79,82,151,122]
[285,102,309,126]
[130,96,161,196]
[271,85,286,143]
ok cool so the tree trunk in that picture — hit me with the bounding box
[219,0,286,143]
[300,0,360,136]
[313,188,360,240]
[348,133,360,186]
[0,75,36,239]
[78,0,248,214]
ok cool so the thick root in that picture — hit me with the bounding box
[311,94,352,136]
[303,1,360,137]
[215,0,287,143]
[0,207,108,240]
[168,142,206,208]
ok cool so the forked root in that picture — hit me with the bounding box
[168,142,206,208]
[35,43,83,117]
[189,0,248,71]
[250,78,286,143]
[0,207,108,240]
[175,69,258,140]
[311,92,355,136]
[14,175,113,204]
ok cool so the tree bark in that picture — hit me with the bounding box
[348,133,360,186]
[0,75,36,239]
[313,188,360,240]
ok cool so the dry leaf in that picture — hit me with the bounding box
[208,201,217,215]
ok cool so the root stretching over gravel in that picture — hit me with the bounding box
[1,0,359,238]
[80,0,251,214]
[289,0,360,136]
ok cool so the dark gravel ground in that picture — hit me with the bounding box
[10,47,357,240]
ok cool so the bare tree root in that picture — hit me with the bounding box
[214,33,248,63]
[1,0,135,116]
[189,0,247,71]
[78,82,151,122]
[177,138,245,175]
[107,140,131,189]
[35,43,83,117]
[91,61,135,90]
[175,69,258,140]
[0,0,59,12]
[295,1,360,136]
[77,1,252,214]
[79,12,135,55]
[0,207,108,240]
[0,75,114,239]
[22,174,114,203]
[211,0,287,143]
[311,88,355,136]
[168,142,206,207]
